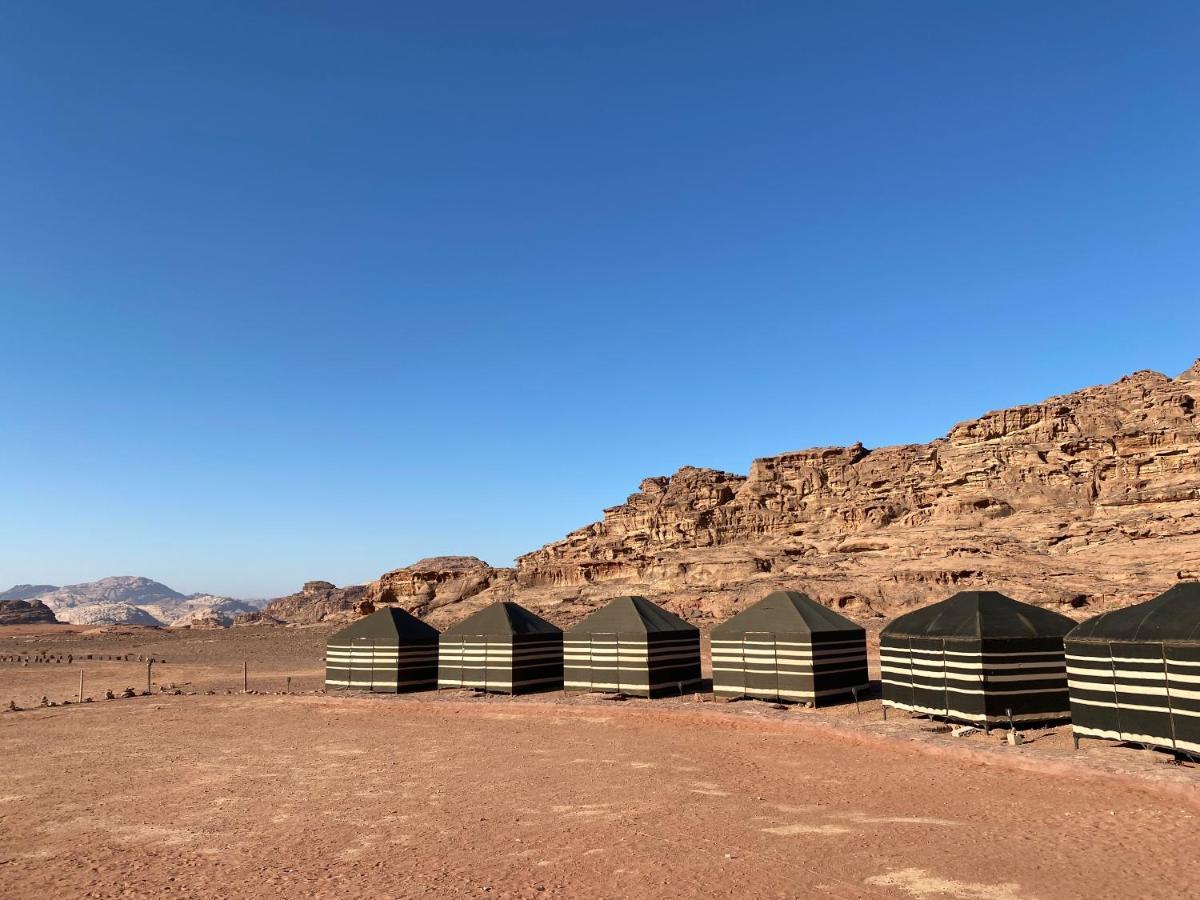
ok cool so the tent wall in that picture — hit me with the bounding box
[881,635,1069,725]
[564,631,701,697]
[712,631,868,704]
[438,633,563,694]
[1068,639,1200,756]
[324,637,438,693]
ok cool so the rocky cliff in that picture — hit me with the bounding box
[507,361,1200,625]
[261,580,370,625]
[0,598,59,625]
[273,361,1200,628]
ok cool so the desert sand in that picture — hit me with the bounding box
[2,625,1198,899]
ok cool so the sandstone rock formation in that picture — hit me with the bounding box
[363,557,515,627]
[56,602,162,627]
[507,361,1200,626]
[261,581,370,625]
[167,597,260,628]
[233,611,284,627]
[272,361,1200,630]
[0,598,59,625]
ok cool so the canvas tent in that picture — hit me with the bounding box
[564,596,702,697]
[325,607,440,693]
[711,591,868,704]
[1066,582,1200,757]
[438,602,563,694]
[880,591,1074,727]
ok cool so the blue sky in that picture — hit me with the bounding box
[2,3,1197,598]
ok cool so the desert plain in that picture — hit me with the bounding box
[1,624,1198,899]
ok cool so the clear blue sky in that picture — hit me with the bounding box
[2,3,1197,598]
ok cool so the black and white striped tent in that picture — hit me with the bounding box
[711,591,868,705]
[438,602,564,695]
[564,596,702,697]
[1066,582,1200,757]
[881,591,1074,727]
[325,607,440,693]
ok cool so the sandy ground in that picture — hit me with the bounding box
[2,625,1199,898]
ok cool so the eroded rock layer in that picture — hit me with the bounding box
[508,362,1200,625]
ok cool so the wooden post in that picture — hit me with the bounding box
[286,676,291,694]
[78,669,84,704]
[243,660,248,693]
[146,660,153,694]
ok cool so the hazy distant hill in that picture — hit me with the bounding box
[0,584,59,602]
[13,577,264,627]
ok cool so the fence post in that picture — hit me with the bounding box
[243,660,248,693]
[147,660,153,694]
[78,669,84,704]
[286,676,291,694]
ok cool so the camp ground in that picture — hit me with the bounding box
[437,601,564,694]
[1066,581,1200,757]
[710,590,868,705]
[324,606,440,692]
[880,590,1075,728]
[564,595,702,697]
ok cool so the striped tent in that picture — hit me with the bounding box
[711,591,868,705]
[881,591,1074,727]
[1066,582,1200,757]
[325,607,440,693]
[438,602,563,695]
[564,596,702,697]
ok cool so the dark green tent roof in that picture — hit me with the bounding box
[442,601,561,637]
[882,591,1075,640]
[1068,582,1200,644]
[712,591,863,637]
[330,606,439,642]
[567,596,697,635]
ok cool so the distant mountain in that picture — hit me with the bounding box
[154,595,259,628]
[20,576,261,627]
[36,577,184,625]
[0,584,59,602]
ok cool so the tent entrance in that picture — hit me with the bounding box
[463,634,490,692]
[742,632,781,702]
[590,632,620,693]
[350,637,375,691]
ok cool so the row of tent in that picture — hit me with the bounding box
[874,583,1200,757]
[326,591,871,704]
[325,582,1200,758]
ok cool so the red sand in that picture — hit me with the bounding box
[1,625,1198,898]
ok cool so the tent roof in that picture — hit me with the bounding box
[712,591,863,637]
[330,606,439,642]
[442,601,561,637]
[1068,582,1200,644]
[881,591,1076,640]
[567,596,697,635]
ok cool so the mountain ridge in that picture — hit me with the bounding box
[321,359,1199,630]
